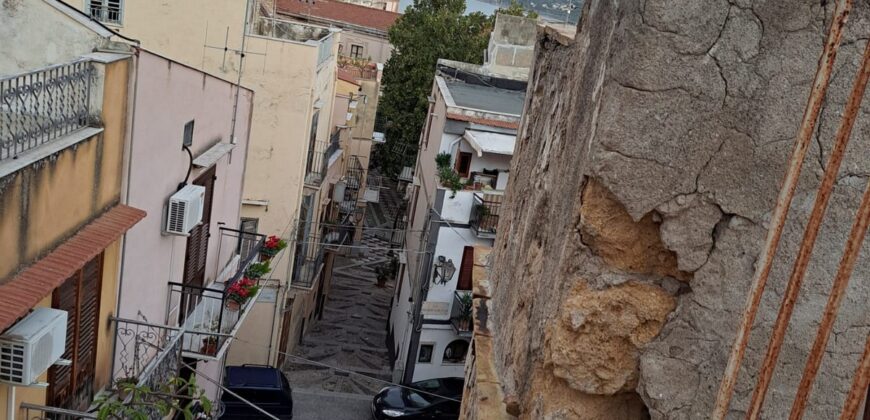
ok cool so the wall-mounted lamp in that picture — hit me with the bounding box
[433,256,456,285]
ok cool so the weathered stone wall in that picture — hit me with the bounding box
[487,1,870,419]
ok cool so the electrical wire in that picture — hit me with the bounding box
[229,337,463,403]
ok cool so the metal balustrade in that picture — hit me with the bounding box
[166,228,265,359]
[19,403,96,420]
[469,192,502,239]
[112,317,181,386]
[305,140,328,187]
[0,60,96,161]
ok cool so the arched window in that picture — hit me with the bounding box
[442,339,469,364]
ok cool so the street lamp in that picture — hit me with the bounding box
[433,256,456,285]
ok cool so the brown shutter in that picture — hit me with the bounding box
[457,246,474,291]
[47,253,103,411]
[183,166,216,287]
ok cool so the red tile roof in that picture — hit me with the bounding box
[447,113,520,130]
[276,0,400,33]
[337,67,362,85]
[0,205,146,332]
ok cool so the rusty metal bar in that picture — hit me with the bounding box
[786,41,870,420]
[711,0,854,417]
[840,334,870,420]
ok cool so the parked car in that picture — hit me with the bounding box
[219,364,293,419]
[371,377,464,419]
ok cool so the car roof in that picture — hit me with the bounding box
[225,365,283,389]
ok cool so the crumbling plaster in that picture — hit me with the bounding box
[488,0,870,419]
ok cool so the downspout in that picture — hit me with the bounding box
[111,46,141,383]
[7,386,15,420]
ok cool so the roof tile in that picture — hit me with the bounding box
[0,205,146,332]
[276,0,399,33]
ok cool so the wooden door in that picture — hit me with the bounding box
[47,253,103,411]
[180,166,216,321]
[457,246,474,291]
[276,300,293,368]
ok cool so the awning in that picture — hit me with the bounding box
[0,204,146,331]
[193,142,235,168]
[463,130,516,157]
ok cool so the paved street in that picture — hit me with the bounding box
[293,388,372,420]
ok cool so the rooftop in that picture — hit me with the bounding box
[464,129,516,156]
[444,81,526,116]
[276,0,400,34]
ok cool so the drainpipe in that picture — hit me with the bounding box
[7,386,15,420]
[111,46,141,382]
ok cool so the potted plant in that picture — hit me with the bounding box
[260,235,288,261]
[458,293,473,331]
[201,336,218,356]
[225,277,260,311]
[245,260,271,279]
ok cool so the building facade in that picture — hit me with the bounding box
[276,0,398,65]
[0,1,144,416]
[389,45,532,382]
[79,0,344,368]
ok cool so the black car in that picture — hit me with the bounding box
[220,364,293,419]
[371,377,464,419]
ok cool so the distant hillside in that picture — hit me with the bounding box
[481,0,583,24]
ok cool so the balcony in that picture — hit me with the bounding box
[304,140,329,187]
[1,60,97,161]
[339,155,365,214]
[167,228,265,359]
[110,317,182,416]
[450,290,473,337]
[19,403,96,420]
[470,192,503,239]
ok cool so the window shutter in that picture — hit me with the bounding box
[182,166,216,287]
[457,246,474,291]
[47,253,103,411]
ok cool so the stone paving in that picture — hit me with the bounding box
[283,232,398,395]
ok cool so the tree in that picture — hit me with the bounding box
[497,0,539,18]
[374,0,493,176]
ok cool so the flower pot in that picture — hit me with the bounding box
[259,251,273,262]
[225,299,242,312]
[201,339,218,356]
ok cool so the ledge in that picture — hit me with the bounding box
[0,127,104,179]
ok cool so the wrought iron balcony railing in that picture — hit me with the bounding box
[19,403,96,420]
[469,192,503,239]
[339,155,366,214]
[1,60,96,161]
[305,140,329,187]
[166,227,265,359]
[112,317,181,387]
[450,290,473,337]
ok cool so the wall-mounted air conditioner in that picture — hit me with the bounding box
[165,184,206,236]
[0,308,67,386]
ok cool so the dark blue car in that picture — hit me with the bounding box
[220,365,294,419]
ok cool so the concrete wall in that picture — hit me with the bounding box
[0,0,106,76]
[120,49,253,326]
[480,1,870,419]
[412,325,467,382]
[339,30,392,64]
[0,54,130,414]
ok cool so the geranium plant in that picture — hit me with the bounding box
[245,260,271,279]
[225,277,260,311]
[260,235,288,259]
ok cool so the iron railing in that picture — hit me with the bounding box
[19,403,96,420]
[291,247,324,290]
[1,60,96,161]
[305,140,328,187]
[326,130,341,161]
[88,0,122,24]
[112,317,181,386]
[167,228,265,359]
[450,291,473,337]
[340,155,365,213]
[291,225,329,289]
[470,193,503,238]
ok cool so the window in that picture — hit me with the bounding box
[89,0,123,24]
[350,44,364,59]
[457,246,474,291]
[183,120,195,147]
[443,340,469,364]
[48,253,104,411]
[456,152,472,178]
[418,343,434,363]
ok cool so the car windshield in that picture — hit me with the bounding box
[404,389,435,408]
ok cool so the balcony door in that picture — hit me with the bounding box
[180,166,216,319]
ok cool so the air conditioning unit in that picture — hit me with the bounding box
[0,308,67,386]
[165,184,206,235]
